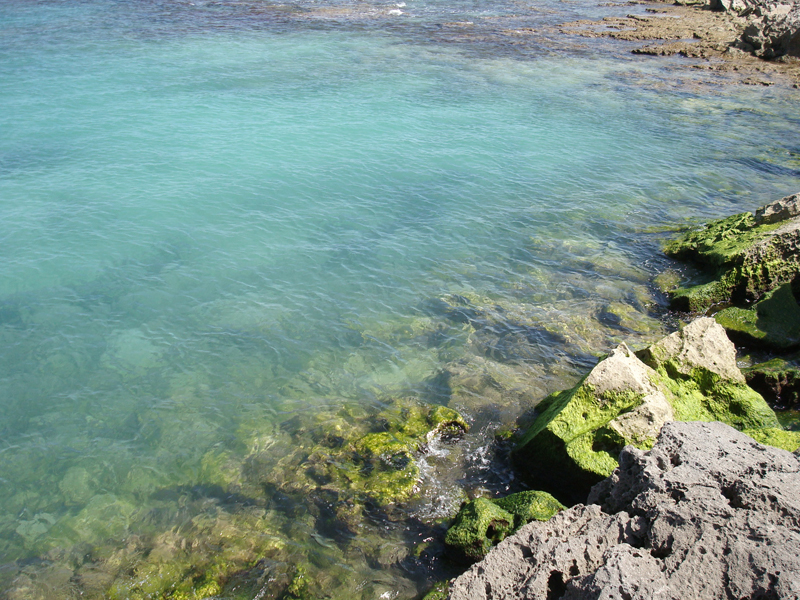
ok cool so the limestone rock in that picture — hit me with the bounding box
[755,192,800,224]
[446,421,800,600]
[605,391,674,445]
[637,316,745,383]
[741,1,800,58]
[513,318,787,504]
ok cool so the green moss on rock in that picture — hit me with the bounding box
[714,283,800,350]
[514,318,790,503]
[742,427,800,452]
[421,581,450,600]
[663,198,800,314]
[444,490,564,561]
[444,498,514,561]
[492,490,565,529]
[744,357,800,409]
[247,398,468,508]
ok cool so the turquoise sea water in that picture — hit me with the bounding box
[1,0,799,598]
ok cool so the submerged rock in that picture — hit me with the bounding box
[445,421,800,600]
[664,192,800,313]
[246,398,469,509]
[513,317,796,503]
[444,490,564,561]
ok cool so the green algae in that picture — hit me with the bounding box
[742,427,800,452]
[654,367,779,429]
[493,490,565,529]
[250,399,469,507]
[514,382,648,498]
[444,490,564,561]
[744,357,800,409]
[444,498,514,561]
[514,322,789,503]
[714,283,800,349]
[664,210,800,313]
[421,581,450,600]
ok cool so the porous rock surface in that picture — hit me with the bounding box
[740,0,800,58]
[447,421,800,600]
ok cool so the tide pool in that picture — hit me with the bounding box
[1,0,799,598]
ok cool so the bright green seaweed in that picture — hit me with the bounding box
[513,321,799,504]
[664,211,799,312]
[444,490,564,561]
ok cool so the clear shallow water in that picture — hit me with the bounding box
[1,0,799,598]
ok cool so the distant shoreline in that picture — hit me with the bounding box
[560,0,800,87]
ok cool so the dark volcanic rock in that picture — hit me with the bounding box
[446,421,800,600]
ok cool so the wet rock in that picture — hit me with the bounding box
[665,193,800,313]
[444,490,564,562]
[444,498,514,562]
[446,421,800,600]
[744,356,800,409]
[513,318,794,504]
[246,398,468,510]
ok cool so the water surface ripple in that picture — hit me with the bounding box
[1,0,799,598]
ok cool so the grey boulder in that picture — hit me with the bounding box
[446,421,800,600]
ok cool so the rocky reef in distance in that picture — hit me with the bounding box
[560,0,800,86]
[429,193,800,599]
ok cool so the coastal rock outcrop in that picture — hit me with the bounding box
[664,193,800,351]
[511,317,791,503]
[664,192,800,314]
[740,0,800,58]
[445,421,800,600]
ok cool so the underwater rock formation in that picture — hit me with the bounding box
[512,317,798,503]
[444,421,800,600]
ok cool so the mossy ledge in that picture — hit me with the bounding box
[511,317,800,504]
[664,192,800,314]
[662,193,800,409]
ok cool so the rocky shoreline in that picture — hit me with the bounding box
[426,192,800,599]
[560,0,800,86]
[445,421,800,599]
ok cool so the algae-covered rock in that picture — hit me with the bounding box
[247,398,468,509]
[714,282,800,350]
[421,581,450,600]
[444,498,514,561]
[664,193,800,313]
[492,490,565,529]
[444,490,564,561]
[513,318,789,503]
